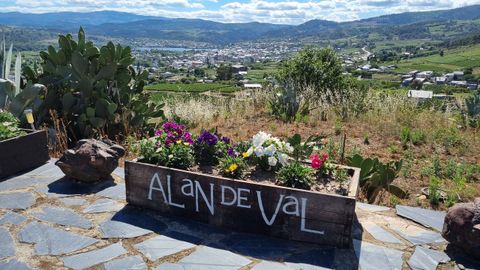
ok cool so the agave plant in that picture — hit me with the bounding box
[0,39,25,110]
[465,90,480,128]
[347,154,408,203]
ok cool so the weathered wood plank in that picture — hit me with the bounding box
[125,160,359,248]
[0,130,49,180]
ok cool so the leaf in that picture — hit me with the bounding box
[94,64,116,81]
[77,27,86,51]
[89,117,106,128]
[387,184,408,199]
[71,51,88,77]
[288,134,302,146]
[62,92,76,112]
[86,107,95,118]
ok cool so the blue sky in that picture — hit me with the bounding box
[1,0,478,24]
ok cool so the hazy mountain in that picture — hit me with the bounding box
[0,5,480,45]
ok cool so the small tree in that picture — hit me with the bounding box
[274,47,349,120]
[216,64,233,81]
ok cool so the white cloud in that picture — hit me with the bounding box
[2,0,480,24]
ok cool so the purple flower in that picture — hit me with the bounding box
[227,147,236,157]
[197,130,219,146]
[154,129,163,136]
[183,132,194,145]
[221,136,231,144]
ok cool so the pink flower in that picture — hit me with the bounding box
[310,154,323,169]
[322,153,328,161]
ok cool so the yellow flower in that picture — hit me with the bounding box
[176,140,182,144]
[242,152,249,158]
[228,163,238,172]
[183,142,190,146]
[225,169,230,173]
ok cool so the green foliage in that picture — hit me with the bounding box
[346,154,407,203]
[268,81,304,122]
[138,137,194,170]
[277,161,315,190]
[0,110,26,140]
[464,91,480,128]
[218,156,247,179]
[428,176,441,205]
[334,120,342,136]
[400,127,411,148]
[145,82,238,93]
[411,130,426,145]
[216,64,233,81]
[421,155,442,177]
[24,27,164,140]
[287,133,323,162]
[432,127,463,152]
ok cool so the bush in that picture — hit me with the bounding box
[400,127,411,148]
[429,176,441,206]
[0,111,26,140]
[432,127,463,153]
[218,156,247,179]
[277,161,315,190]
[411,130,426,145]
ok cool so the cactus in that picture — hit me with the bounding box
[26,27,164,139]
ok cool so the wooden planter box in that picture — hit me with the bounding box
[125,160,360,248]
[0,129,50,180]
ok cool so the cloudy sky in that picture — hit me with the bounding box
[0,0,479,24]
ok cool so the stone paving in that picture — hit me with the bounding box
[0,160,479,270]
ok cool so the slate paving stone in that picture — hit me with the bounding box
[0,259,34,270]
[396,205,446,232]
[0,192,35,209]
[83,198,124,214]
[153,263,185,270]
[390,224,445,245]
[17,222,98,255]
[100,207,167,239]
[251,261,292,270]
[37,178,116,197]
[408,246,450,270]
[112,167,125,179]
[96,184,126,200]
[284,249,336,270]
[60,198,88,206]
[219,233,304,260]
[171,245,252,270]
[21,160,63,177]
[62,242,127,270]
[0,211,27,225]
[30,205,92,229]
[0,227,15,260]
[362,222,403,244]
[101,255,147,270]
[357,203,390,212]
[134,235,197,261]
[0,176,59,192]
[353,239,404,270]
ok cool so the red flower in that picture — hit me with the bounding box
[310,154,323,169]
[322,153,328,161]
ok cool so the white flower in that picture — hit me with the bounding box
[268,156,278,167]
[264,144,277,157]
[168,154,174,159]
[284,142,294,153]
[254,146,265,157]
[246,146,254,157]
[252,131,271,148]
[278,153,289,166]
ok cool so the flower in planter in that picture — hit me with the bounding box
[219,156,247,179]
[247,131,292,171]
[277,161,316,190]
[194,129,232,165]
[310,153,328,170]
[0,111,26,140]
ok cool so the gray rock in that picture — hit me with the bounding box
[408,246,450,270]
[0,192,35,209]
[96,184,126,200]
[442,199,480,259]
[173,245,251,270]
[357,203,390,212]
[353,240,404,270]
[17,222,98,255]
[102,255,147,270]
[83,199,124,214]
[362,222,402,244]
[99,209,166,239]
[0,227,15,259]
[396,205,446,232]
[0,259,34,270]
[251,261,292,270]
[134,235,196,261]
[62,242,127,270]
[30,205,92,229]
[56,139,125,182]
[0,211,27,225]
[60,198,88,206]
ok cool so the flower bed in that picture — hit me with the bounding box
[126,122,360,247]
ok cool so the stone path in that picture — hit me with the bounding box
[0,160,479,270]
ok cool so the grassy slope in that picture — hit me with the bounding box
[145,82,239,93]
[389,44,480,74]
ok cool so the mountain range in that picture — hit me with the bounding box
[1,5,480,46]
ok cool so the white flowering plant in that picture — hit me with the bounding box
[242,131,293,171]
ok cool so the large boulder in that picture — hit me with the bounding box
[442,198,480,259]
[56,139,125,182]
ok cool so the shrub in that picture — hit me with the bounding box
[218,156,247,179]
[432,127,463,153]
[411,130,426,145]
[0,110,25,140]
[429,176,441,206]
[277,161,315,190]
[334,120,342,136]
[400,127,411,148]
